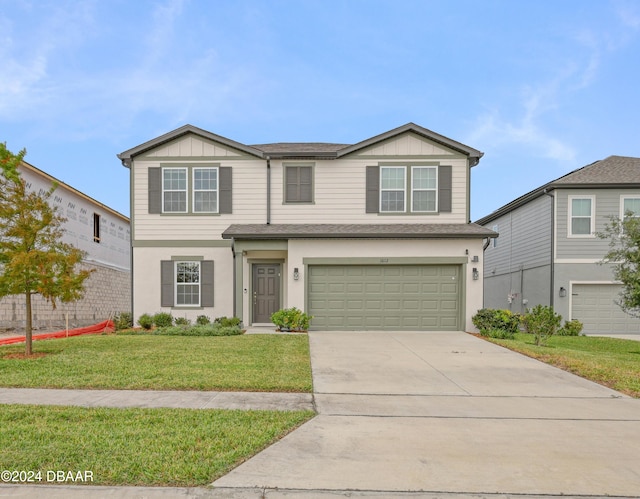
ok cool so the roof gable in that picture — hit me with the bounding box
[117,124,263,166]
[344,131,459,158]
[337,123,483,164]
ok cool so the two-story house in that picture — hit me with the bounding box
[118,123,496,331]
[0,161,131,331]
[476,155,640,335]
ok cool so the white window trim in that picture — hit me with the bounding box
[620,195,640,220]
[162,167,188,214]
[410,166,438,213]
[492,224,499,247]
[568,195,595,238]
[192,167,219,214]
[379,166,406,213]
[175,261,201,307]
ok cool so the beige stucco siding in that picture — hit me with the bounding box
[131,246,234,322]
[285,238,485,331]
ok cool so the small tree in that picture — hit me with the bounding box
[0,143,93,355]
[598,214,640,317]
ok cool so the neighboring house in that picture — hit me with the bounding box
[476,155,640,335]
[117,123,496,331]
[0,161,131,331]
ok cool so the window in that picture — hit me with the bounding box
[492,224,499,247]
[193,168,218,213]
[285,165,313,203]
[163,168,187,213]
[569,196,594,236]
[175,261,200,306]
[411,167,437,212]
[93,213,101,243]
[622,197,640,220]
[380,167,406,212]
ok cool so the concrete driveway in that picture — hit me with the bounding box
[214,331,640,497]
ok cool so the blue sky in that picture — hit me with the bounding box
[1,0,639,221]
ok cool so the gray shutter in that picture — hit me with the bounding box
[201,260,214,307]
[438,165,452,213]
[148,167,161,214]
[219,167,232,214]
[365,166,380,213]
[161,260,174,307]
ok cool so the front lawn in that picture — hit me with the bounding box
[0,404,314,486]
[487,333,640,397]
[0,334,312,392]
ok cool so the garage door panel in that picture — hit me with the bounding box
[572,284,640,335]
[308,264,461,331]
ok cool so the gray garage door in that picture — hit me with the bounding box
[572,284,640,335]
[307,265,461,331]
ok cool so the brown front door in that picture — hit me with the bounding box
[252,264,281,323]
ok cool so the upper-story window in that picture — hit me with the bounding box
[366,164,451,215]
[411,166,438,212]
[621,197,640,220]
[380,167,406,212]
[163,168,187,213]
[569,196,595,237]
[285,165,313,203]
[193,168,218,213]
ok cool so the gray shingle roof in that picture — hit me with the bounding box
[251,143,350,155]
[476,155,640,225]
[553,155,640,185]
[222,223,496,240]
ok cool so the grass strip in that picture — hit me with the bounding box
[0,404,314,486]
[487,333,640,397]
[0,334,312,392]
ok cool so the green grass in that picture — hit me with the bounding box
[0,404,314,486]
[487,333,640,397]
[0,334,312,392]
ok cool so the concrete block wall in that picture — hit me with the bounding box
[0,262,131,332]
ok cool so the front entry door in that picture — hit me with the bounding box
[252,264,281,323]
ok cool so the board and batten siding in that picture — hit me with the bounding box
[554,189,636,260]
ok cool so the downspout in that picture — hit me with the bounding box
[231,237,236,317]
[266,156,271,224]
[543,189,555,307]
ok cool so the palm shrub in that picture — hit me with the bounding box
[521,305,562,346]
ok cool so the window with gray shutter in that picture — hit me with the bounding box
[438,165,452,213]
[365,166,380,213]
[285,165,313,203]
[160,260,174,307]
[148,168,161,214]
[161,259,214,307]
[219,167,232,214]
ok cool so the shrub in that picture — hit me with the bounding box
[214,316,241,327]
[521,305,562,346]
[113,312,133,331]
[558,319,584,336]
[137,313,154,330]
[174,317,191,326]
[270,307,313,332]
[153,312,173,328]
[196,315,211,325]
[152,324,244,337]
[471,308,519,339]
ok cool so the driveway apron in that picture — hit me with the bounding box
[213,331,640,497]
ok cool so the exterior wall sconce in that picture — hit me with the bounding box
[472,268,479,280]
[559,287,567,298]
[293,268,300,281]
